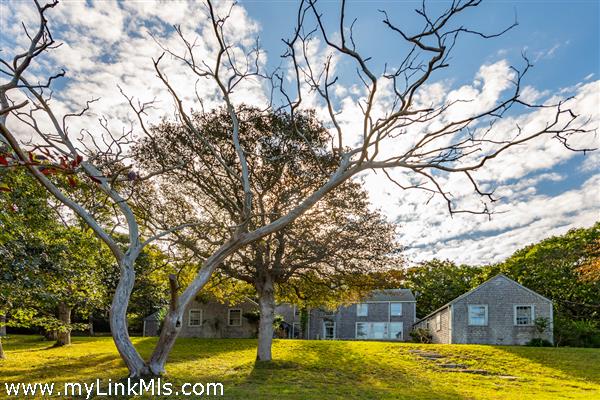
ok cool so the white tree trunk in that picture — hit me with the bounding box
[257,276,275,361]
[0,336,4,360]
[110,259,148,377]
[56,303,71,346]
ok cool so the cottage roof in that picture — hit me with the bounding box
[368,288,415,302]
[413,274,552,325]
[143,311,163,321]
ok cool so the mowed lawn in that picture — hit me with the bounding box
[1,335,599,399]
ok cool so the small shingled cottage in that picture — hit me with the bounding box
[413,274,553,345]
[143,296,260,338]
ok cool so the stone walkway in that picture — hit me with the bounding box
[408,349,518,380]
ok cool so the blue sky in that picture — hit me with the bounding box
[1,0,599,265]
[242,0,599,88]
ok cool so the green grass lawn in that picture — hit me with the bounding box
[1,335,599,399]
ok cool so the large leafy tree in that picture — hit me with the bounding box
[0,169,53,357]
[486,223,600,321]
[1,169,59,357]
[398,260,480,317]
[135,106,402,360]
[224,184,400,360]
[0,170,110,347]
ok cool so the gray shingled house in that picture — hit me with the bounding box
[276,289,417,341]
[143,288,416,341]
[413,274,553,345]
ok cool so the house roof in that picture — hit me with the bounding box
[414,274,552,325]
[368,288,415,302]
[143,311,163,321]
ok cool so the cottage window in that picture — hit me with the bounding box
[356,303,369,317]
[435,313,442,331]
[228,309,242,326]
[188,309,202,327]
[514,305,534,326]
[390,302,402,316]
[468,305,488,326]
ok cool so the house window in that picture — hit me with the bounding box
[356,303,368,317]
[292,322,301,339]
[468,305,488,326]
[435,313,442,331]
[188,309,202,327]
[514,305,534,326]
[389,322,403,340]
[323,321,336,339]
[356,322,403,340]
[294,306,301,317]
[390,303,402,316]
[356,322,368,339]
[228,309,242,326]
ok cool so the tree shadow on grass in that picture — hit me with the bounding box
[235,340,469,400]
[494,345,600,384]
[0,335,55,352]
[0,353,125,383]
[165,338,258,365]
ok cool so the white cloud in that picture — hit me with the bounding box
[519,86,550,104]
[359,69,599,265]
[2,0,268,147]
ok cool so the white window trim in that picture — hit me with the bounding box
[390,302,403,316]
[513,304,535,326]
[435,313,442,331]
[323,321,336,340]
[228,308,242,326]
[468,304,488,326]
[188,309,202,327]
[356,303,368,317]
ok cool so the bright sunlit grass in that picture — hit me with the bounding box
[1,335,599,399]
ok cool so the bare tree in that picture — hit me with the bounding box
[0,0,593,376]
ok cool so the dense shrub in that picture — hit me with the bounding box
[410,327,432,343]
[554,317,600,348]
[526,338,553,347]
